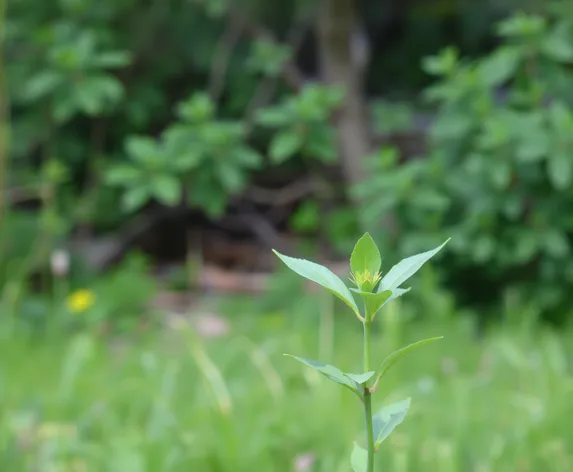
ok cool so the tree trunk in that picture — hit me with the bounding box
[317,0,372,189]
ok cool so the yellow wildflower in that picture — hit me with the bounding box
[66,289,95,313]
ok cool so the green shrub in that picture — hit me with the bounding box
[357,4,573,322]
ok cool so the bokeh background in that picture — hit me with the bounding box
[1,0,573,470]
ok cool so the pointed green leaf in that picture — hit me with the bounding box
[548,153,572,190]
[353,287,410,319]
[378,239,450,292]
[151,175,181,206]
[106,165,140,185]
[350,442,368,472]
[273,250,360,316]
[478,46,521,87]
[345,371,376,385]
[373,398,411,448]
[384,287,411,304]
[285,355,362,398]
[350,233,381,277]
[375,337,443,384]
[270,130,302,164]
[123,187,150,212]
[351,289,392,320]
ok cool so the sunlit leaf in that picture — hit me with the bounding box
[21,71,62,102]
[547,153,572,190]
[123,187,150,212]
[351,289,392,320]
[94,50,133,68]
[479,46,521,86]
[373,398,411,448]
[345,371,376,385]
[378,240,450,292]
[269,130,302,164]
[106,165,140,185]
[350,233,381,279]
[273,251,359,316]
[284,355,362,397]
[350,442,368,472]
[151,175,180,206]
[374,337,443,384]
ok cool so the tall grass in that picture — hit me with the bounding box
[0,301,571,471]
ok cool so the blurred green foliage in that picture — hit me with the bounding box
[0,301,572,471]
[4,2,573,468]
[106,92,263,216]
[357,3,573,322]
[5,0,519,225]
[4,0,573,325]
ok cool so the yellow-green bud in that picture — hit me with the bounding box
[350,269,381,293]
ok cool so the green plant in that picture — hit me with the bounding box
[2,295,573,471]
[356,4,573,322]
[106,92,263,216]
[273,233,448,472]
[70,252,157,333]
[257,84,344,164]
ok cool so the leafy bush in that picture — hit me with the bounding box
[357,4,573,321]
[5,0,516,230]
[106,92,263,217]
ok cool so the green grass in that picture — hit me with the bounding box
[0,301,572,471]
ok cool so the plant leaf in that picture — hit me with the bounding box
[22,71,62,102]
[285,355,362,397]
[478,46,521,87]
[93,50,133,68]
[373,398,411,448]
[122,187,150,212]
[345,371,376,385]
[106,165,140,185]
[378,239,450,292]
[350,232,381,277]
[542,24,573,62]
[269,130,302,164]
[384,287,411,304]
[351,289,392,320]
[548,153,572,190]
[350,442,368,472]
[152,175,181,206]
[273,250,360,317]
[374,337,443,384]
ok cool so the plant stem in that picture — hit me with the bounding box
[364,389,375,472]
[363,319,375,472]
[363,319,372,371]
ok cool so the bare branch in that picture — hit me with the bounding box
[244,177,316,206]
[4,186,50,204]
[230,8,306,91]
[244,16,311,125]
[208,8,245,102]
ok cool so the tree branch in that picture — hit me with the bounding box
[208,6,245,102]
[230,8,306,91]
[244,16,311,125]
[244,177,316,206]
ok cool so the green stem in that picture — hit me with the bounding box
[363,318,371,371]
[364,389,375,472]
[363,319,374,472]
